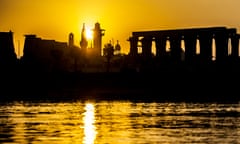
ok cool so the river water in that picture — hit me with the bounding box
[0,101,239,144]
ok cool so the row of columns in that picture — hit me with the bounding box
[128,27,240,64]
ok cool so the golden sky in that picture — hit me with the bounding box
[1,0,240,56]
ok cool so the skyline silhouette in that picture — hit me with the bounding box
[0,24,240,102]
[2,25,240,73]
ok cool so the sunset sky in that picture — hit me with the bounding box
[1,0,240,56]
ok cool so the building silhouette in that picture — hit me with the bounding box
[68,33,74,48]
[0,31,18,71]
[1,26,240,101]
[114,40,121,55]
[1,25,240,75]
[21,34,76,73]
[129,27,239,62]
[93,22,105,56]
[80,23,88,58]
[128,26,240,71]
[80,22,105,58]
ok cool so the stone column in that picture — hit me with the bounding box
[231,33,239,59]
[184,34,197,64]
[155,36,167,58]
[214,30,229,62]
[198,33,213,63]
[128,36,138,57]
[169,35,182,62]
[141,36,152,58]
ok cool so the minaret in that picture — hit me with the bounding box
[80,23,88,56]
[68,33,74,47]
[93,22,105,56]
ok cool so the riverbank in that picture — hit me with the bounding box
[0,69,239,103]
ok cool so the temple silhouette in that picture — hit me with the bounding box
[0,31,18,72]
[19,22,106,73]
[0,25,240,101]
[128,27,240,72]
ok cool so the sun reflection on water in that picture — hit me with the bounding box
[0,102,239,143]
[83,103,97,144]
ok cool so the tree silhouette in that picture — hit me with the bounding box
[103,42,114,72]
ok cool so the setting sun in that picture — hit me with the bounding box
[86,28,93,40]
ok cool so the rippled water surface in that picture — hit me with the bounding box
[0,101,239,143]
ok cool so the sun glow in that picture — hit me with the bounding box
[86,28,93,40]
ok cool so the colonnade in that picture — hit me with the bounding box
[128,27,240,64]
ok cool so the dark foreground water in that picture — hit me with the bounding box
[0,101,239,144]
